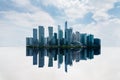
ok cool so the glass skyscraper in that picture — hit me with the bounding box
[39,26,44,45]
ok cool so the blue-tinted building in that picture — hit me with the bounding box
[26,37,33,56]
[76,31,80,42]
[54,33,58,45]
[38,49,45,67]
[80,33,87,46]
[65,21,68,45]
[48,52,53,67]
[87,34,94,47]
[94,38,101,47]
[39,26,44,46]
[48,26,53,45]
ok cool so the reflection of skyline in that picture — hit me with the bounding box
[26,21,101,72]
[26,48,100,72]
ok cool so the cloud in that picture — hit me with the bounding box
[39,0,117,21]
[0,10,55,46]
[108,1,120,18]
[38,0,91,21]
[75,12,96,24]
[72,17,120,47]
[0,0,55,46]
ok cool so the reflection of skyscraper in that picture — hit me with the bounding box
[87,49,94,59]
[48,52,53,67]
[64,50,68,72]
[38,49,45,67]
[80,49,87,60]
[33,49,38,65]
[39,26,44,46]
[94,38,101,55]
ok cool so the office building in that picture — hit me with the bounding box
[39,26,44,45]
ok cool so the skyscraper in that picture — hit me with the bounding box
[26,37,33,56]
[87,34,94,47]
[76,31,80,42]
[58,25,61,46]
[80,33,87,46]
[94,38,101,47]
[39,26,44,46]
[33,28,38,46]
[48,26,53,40]
[65,21,68,45]
[53,33,57,45]
[66,28,72,45]
[65,21,67,30]
[72,32,77,42]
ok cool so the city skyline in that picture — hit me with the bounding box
[26,21,101,72]
[26,21,101,48]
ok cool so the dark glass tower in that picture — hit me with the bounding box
[80,33,87,46]
[87,34,94,47]
[48,26,53,45]
[65,21,68,45]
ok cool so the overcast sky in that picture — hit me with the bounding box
[0,0,120,46]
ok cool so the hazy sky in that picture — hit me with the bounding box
[0,0,120,46]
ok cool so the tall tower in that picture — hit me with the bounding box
[33,28,37,46]
[39,26,44,46]
[48,26,53,43]
[58,25,61,40]
[76,31,80,42]
[58,25,60,46]
[65,21,67,30]
[65,21,68,45]
[87,34,94,47]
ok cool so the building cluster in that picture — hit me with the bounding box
[26,21,101,72]
[26,21,101,48]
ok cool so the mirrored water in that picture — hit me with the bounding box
[26,47,100,72]
[0,47,120,80]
